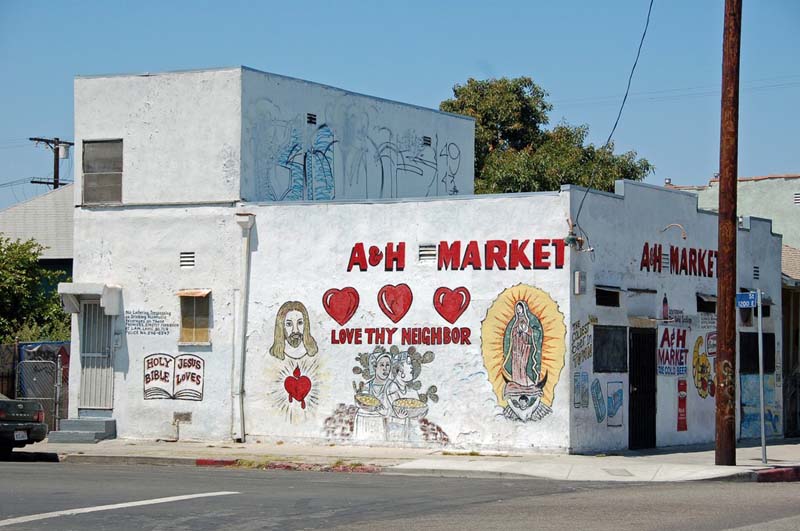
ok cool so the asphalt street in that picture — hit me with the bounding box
[0,462,798,530]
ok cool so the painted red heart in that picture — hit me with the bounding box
[433,286,471,324]
[322,287,360,326]
[284,366,312,409]
[377,283,413,323]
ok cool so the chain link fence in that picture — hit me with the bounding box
[0,344,15,398]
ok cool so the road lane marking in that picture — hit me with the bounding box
[0,491,239,527]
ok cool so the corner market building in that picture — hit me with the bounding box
[57,67,784,452]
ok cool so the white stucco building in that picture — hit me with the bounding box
[58,67,785,453]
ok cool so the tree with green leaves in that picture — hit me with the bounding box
[439,77,653,194]
[0,235,70,343]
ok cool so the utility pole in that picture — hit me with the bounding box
[715,0,742,467]
[29,137,74,189]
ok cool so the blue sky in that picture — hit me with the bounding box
[1,0,798,210]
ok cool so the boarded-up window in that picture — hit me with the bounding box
[179,291,210,343]
[83,140,122,204]
[593,325,628,372]
[739,332,776,374]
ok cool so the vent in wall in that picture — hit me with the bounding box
[662,252,670,271]
[794,192,800,205]
[422,136,432,147]
[418,244,437,262]
[306,113,317,125]
[753,265,760,280]
[180,251,196,268]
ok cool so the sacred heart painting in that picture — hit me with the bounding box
[480,284,566,423]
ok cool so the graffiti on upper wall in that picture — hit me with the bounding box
[143,353,204,401]
[571,320,592,366]
[740,374,781,438]
[322,345,448,443]
[481,284,566,423]
[573,371,589,409]
[249,98,464,201]
[268,301,321,421]
[607,381,623,428]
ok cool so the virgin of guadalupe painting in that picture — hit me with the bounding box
[481,285,566,423]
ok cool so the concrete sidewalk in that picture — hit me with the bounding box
[17,437,800,482]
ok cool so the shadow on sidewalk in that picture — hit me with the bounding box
[1,450,60,463]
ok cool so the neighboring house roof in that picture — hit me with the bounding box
[783,245,800,285]
[0,185,74,259]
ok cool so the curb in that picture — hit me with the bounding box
[383,468,542,480]
[58,454,381,474]
[61,454,197,467]
[755,466,800,483]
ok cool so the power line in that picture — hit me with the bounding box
[571,0,655,251]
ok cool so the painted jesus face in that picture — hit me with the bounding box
[284,310,304,348]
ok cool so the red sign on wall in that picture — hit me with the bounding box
[677,378,688,432]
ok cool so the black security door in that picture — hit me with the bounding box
[629,328,657,450]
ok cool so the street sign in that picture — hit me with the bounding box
[736,292,757,308]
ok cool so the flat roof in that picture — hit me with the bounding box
[75,65,475,123]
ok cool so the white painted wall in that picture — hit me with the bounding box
[74,68,242,205]
[241,194,571,451]
[69,206,242,440]
[567,181,783,452]
[241,68,475,203]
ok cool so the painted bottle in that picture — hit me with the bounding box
[662,294,669,320]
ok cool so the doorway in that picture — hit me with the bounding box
[79,300,114,409]
[629,327,657,449]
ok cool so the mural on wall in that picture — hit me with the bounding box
[432,286,471,324]
[570,320,592,367]
[591,378,606,423]
[740,374,781,439]
[480,284,566,422]
[573,372,589,409]
[607,381,623,428]
[322,345,448,443]
[268,301,321,421]
[322,287,360,326]
[692,332,717,399]
[377,284,413,323]
[143,353,204,401]
[657,325,689,376]
[249,98,464,201]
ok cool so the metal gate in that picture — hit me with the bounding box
[16,359,63,431]
[79,301,115,409]
[629,328,657,450]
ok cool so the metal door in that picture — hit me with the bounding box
[79,301,114,409]
[629,328,657,450]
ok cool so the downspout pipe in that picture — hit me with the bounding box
[234,213,255,442]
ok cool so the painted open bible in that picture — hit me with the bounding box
[143,353,205,401]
